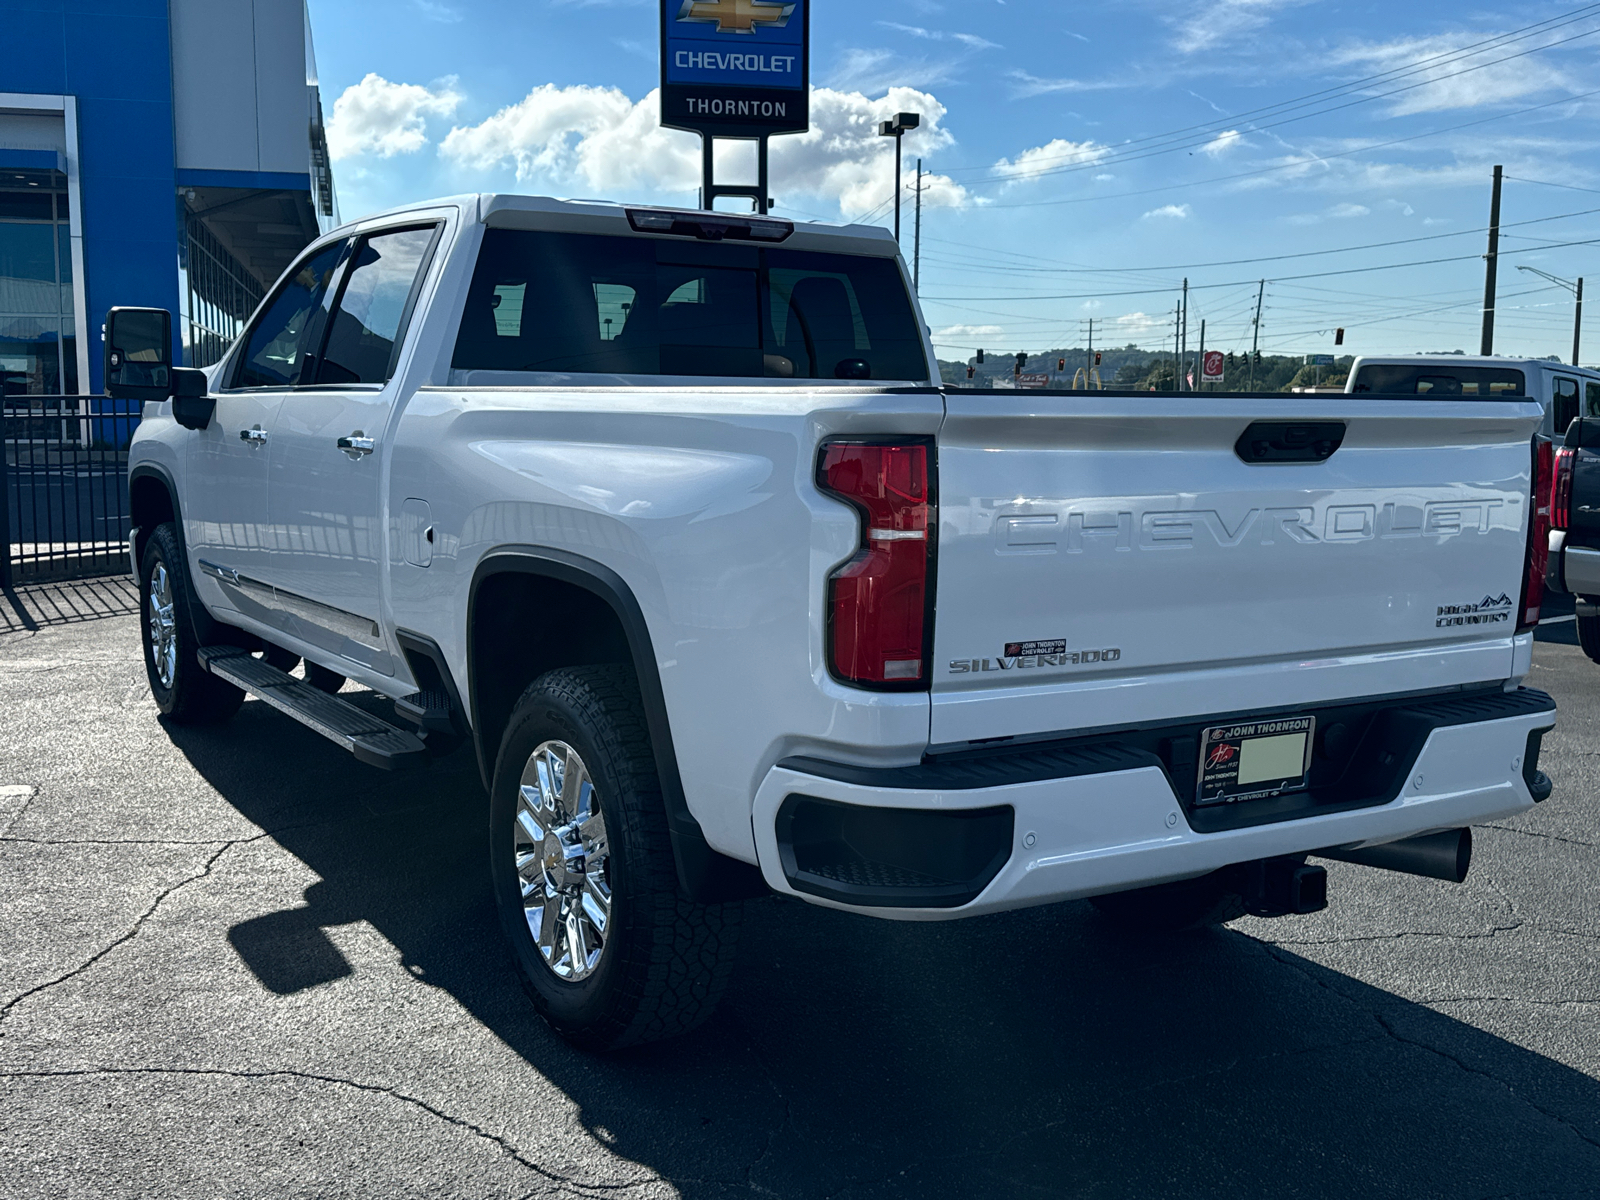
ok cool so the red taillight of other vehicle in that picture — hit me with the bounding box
[1551,445,1575,532]
[817,440,934,688]
[1520,437,1554,631]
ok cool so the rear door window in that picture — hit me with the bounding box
[1554,376,1580,435]
[451,228,927,382]
[1585,381,1600,417]
[1349,364,1525,397]
[230,241,346,389]
[315,226,437,385]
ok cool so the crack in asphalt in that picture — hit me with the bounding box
[0,786,38,839]
[1266,920,1523,947]
[1371,1012,1600,1156]
[1483,824,1600,852]
[0,835,266,1031]
[0,1065,658,1195]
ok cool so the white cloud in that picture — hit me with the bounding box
[933,324,1004,345]
[1329,202,1370,218]
[827,48,964,91]
[1142,204,1191,219]
[1329,32,1578,115]
[326,74,462,160]
[413,0,461,21]
[1173,0,1307,54]
[1008,69,1098,99]
[1115,312,1167,335]
[438,84,968,218]
[1199,129,1242,157]
[877,22,1001,50]
[991,138,1109,183]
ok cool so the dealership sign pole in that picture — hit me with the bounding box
[660,0,809,213]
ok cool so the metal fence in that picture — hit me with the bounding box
[1,396,138,587]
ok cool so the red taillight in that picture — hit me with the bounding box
[1551,445,1575,531]
[817,440,933,688]
[1520,437,1553,630]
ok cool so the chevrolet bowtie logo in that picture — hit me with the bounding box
[677,0,794,34]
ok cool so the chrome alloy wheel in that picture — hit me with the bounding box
[147,561,178,689]
[514,740,611,982]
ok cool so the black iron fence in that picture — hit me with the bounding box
[1,396,139,587]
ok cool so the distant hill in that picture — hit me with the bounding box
[939,346,1357,392]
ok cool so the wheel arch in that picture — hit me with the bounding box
[128,463,179,571]
[467,547,765,903]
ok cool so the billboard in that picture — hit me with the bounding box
[660,0,809,137]
[1202,350,1224,382]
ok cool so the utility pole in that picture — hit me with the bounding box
[1086,317,1094,385]
[913,159,924,291]
[1480,164,1503,356]
[1197,319,1206,393]
[1248,279,1265,392]
[1177,302,1190,392]
[1180,278,1189,391]
[1576,277,1585,366]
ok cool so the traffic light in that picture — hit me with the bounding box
[966,364,975,379]
[1094,351,1101,366]
[1254,349,1262,365]
[1057,357,1066,372]
[976,348,984,363]
[1335,328,1345,346]
[1227,351,1235,367]
[1014,351,1026,377]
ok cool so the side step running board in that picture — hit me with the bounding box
[198,646,428,770]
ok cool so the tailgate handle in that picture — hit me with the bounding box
[1235,421,1345,464]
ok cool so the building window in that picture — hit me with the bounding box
[181,214,264,368]
[0,169,75,395]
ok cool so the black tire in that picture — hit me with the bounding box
[304,661,346,694]
[139,523,245,725]
[1089,870,1248,934]
[1578,611,1600,663]
[490,664,742,1051]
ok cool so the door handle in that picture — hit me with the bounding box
[239,426,268,445]
[337,434,375,456]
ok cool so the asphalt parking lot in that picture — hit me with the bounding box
[1,580,1596,1199]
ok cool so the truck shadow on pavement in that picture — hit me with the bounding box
[166,697,1600,1199]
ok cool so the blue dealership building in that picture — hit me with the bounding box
[0,0,338,396]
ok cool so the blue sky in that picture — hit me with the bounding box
[309,0,1600,364]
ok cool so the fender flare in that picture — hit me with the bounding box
[468,547,765,902]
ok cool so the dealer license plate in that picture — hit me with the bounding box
[1195,716,1315,805]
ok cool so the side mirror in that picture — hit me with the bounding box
[170,368,214,430]
[104,307,173,402]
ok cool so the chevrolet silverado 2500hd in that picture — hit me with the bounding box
[113,195,1557,1049]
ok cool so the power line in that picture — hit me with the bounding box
[940,4,1600,178]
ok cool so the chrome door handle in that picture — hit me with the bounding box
[337,434,375,455]
[239,426,268,445]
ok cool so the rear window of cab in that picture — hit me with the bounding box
[1349,364,1525,397]
[450,228,929,383]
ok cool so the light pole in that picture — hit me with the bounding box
[877,111,919,243]
[1517,265,1584,366]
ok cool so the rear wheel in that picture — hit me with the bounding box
[1578,611,1600,663]
[139,523,244,725]
[1089,871,1247,933]
[489,664,742,1050]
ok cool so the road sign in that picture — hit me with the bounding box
[1016,373,1051,390]
[1202,350,1224,382]
[1305,353,1335,366]
[660,0,809,138]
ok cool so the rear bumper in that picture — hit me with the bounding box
[751,688,1555,921]
[1548,529,1600,596]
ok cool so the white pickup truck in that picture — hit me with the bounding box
[114,194,1556,1050]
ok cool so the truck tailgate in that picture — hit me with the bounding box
[931,394,1543,745]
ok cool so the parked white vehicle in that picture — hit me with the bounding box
[1346,353,1600,438]
[117,195,1557,1049]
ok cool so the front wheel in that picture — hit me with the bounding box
[489,665,741,1051]
[139,523,244,725]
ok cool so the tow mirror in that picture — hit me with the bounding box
[104,307,172,402]
[104,306,213,428]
